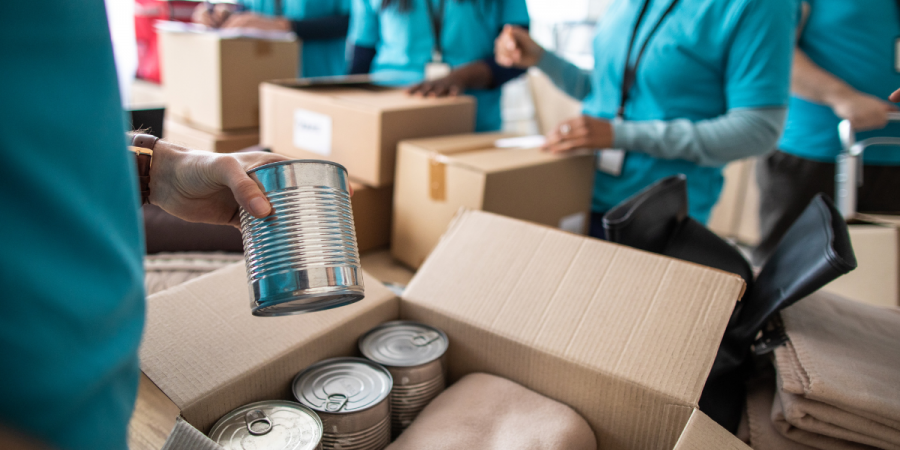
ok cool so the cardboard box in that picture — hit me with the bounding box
[162,119,259,153]
[260,81,476,187]
[707,158,760,246]
[159,29,299,131]
[823,214,900,308]
[527,68,583,134]
[141,209,748,449]
[351,180,393,254]
[391,133,595,269]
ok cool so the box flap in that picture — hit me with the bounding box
[673,409,751,450]
[402,210,744,406]
[140,262,399,431]
[263,80,473,112]
[854,213,900,227]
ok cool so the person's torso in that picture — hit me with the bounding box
[584,0,789,220]
[363,0,528,131]
[0,2,146,449]
[240,0,350,77]
[779,0,900,165]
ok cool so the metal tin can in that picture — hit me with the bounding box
[208,400,324,450]
[293,357,393,450]
[240,160,364,316]
[358,321,449,436]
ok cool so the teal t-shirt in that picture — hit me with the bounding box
[0,2,145,449]
[239,0,350,77]
[584,0,797,222]
[349,0,529,131]
[779,0,900,165]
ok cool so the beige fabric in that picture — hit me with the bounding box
[387,373,596,450]
[772,391,877,450]
[746,374,816,450]
[773,291,900,449]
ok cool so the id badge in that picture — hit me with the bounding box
[895,37,900,73]
[425,61,452,81]
[596,149,626,176]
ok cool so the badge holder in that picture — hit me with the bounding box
[425,50,451,81]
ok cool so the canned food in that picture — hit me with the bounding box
[240,160,364,316]
[293,357,393,450]
[208,400,323,450]
[359,321,448,435]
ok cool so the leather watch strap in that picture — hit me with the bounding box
[129,133,158,205]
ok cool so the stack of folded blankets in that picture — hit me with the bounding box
[745,291,900,449]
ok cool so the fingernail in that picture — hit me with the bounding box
[249,197,270,216]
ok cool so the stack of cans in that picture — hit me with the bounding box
[293,357,393,450]
[359,321,449,436]
[208,400,323,450]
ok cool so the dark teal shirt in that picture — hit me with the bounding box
[779,0,900,165]
[0,2,145,449]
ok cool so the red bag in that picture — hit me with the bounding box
[134,0,196,83]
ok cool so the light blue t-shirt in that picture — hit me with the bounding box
[0,2,145,449]
[584,0,797,222]
[240,0,350,77]
[779,0,900,165]
[349,0,529,131]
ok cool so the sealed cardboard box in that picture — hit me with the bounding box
[260,81,476,187]
[823,214,900,308]
[139,210,747,449]
[391,133,594,269]
[159,25,299,131]
[162,118,259,153]
[351,180,393,254]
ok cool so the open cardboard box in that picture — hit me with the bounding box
[140,210,748,449]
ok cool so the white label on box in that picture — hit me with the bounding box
[293,109,332,156]
[559,212,587,235]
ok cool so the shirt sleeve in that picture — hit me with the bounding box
[535,50,593,101]
[501,0,530,26]
[613,107,787,167]
[349,0,379,47]
[290,15,350,41]
[724,0,799,109]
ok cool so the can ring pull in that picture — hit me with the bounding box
[325,393,349,412]
[412,331,441,347]
[245,409,273,436]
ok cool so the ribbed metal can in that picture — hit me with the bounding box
[359,321,448,437]
[208,400,324,450]
[240,160,364,316]
[293,357,392,450]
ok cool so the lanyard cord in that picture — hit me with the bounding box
[273,0,283,17]
[618,0,682,118]
[425,0,447,60]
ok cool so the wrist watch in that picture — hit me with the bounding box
[128,133,158,205]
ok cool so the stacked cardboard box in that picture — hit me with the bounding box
[823,214,900,308]
[158,26,299,152]
[391,133,595,269]
[139,210,749,449]
[260,80,477,253]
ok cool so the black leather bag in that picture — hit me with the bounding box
[603,177,856,433]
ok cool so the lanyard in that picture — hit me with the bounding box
[425,0,447,61]
[618,0,682,118]
[274,0,283,17]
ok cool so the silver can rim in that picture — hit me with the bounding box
[358,320,450,367]
[248,159,349,175]
[208,399,324,447]
[292,357,394,414]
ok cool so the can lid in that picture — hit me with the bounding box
[293,357,393,414]
[208,400,322,450]
[247,159,349,175]
[359,321,449,367]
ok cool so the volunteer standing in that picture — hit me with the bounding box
[1,2,288,448]
[753,0,900,264]
[496,0,798,234]
[193,0,350,77]
[348,0,529,132]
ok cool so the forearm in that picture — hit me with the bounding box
[452,60,494,90]
[791,48,856,107]
[613,107,787,167]
[535,50,592,100]
[349,45,375,74]
[289,15,349,41]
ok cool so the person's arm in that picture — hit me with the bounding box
[347,0,379,74]
[612,107,786,166]
[289,15,350,41]
[495,25,591,100]
[349,45,376,74]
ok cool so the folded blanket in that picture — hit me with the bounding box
[771,389,877,450]
[745,373,817,450]
[386,373,596,450]
[773,291,900,449]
